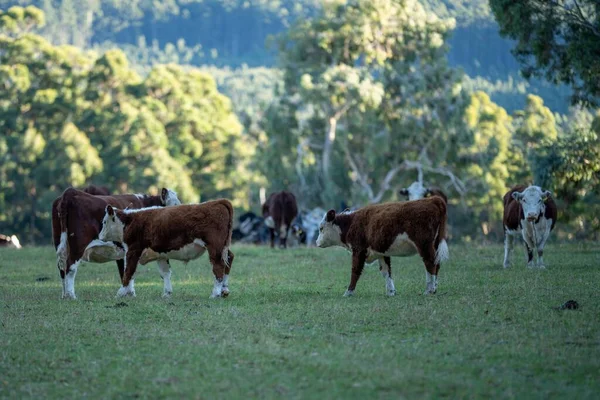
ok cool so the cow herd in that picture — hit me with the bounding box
[4,181,554,300]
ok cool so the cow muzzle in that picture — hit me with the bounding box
[526,214,538,222]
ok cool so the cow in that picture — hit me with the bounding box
[98,199,235,299]
[51,187,181,299]
[316,197,449,296]
[399,181,448,203]
[82,185,111,195]
[503,185,557,268]
[0,234,21,249]
[262,191,298,249]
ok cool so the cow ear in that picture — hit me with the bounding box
[399,188,408,196]
[161,188,168,203]
[326,209,336,222]
[511,191,523,201]
[106,205,114,216]
[542,190,551,202]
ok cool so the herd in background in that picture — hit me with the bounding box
[0,180,556,299]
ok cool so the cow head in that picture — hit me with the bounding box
[99,205,125,242]
[511,186,551,222]
[316,210,342,248]
[399,181,428,201]
[161,188,181,206]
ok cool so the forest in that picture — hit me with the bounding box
[0,0,599,244]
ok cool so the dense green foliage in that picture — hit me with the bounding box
[490,0,600,106]
[2,244,600,397]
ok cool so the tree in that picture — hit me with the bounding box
[490,0,600,105]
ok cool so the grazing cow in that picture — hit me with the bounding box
[82,185,111,195]
[0,234,21,249]
[316,197,449,296]
[262,191,298,249]
[98,200,235,299]
[503,185,557,268]
[399,181,448,203]
[51,187,180,299]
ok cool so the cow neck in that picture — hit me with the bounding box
[142,196,163,207]
[116,210,133,226]
[335,213,354,245]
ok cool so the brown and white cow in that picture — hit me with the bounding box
[503,185,557,268]
[51,187,180,299]
[399,181,448,203]
[98,199,235,299]
[0,234,21,249]
[316,197,449,296]
[262,191,298,249]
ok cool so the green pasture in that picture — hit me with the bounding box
[1,243,599,399]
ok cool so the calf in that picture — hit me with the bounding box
[51,187,180,299]
[503,185,557,268]
[262,191,298,249]
[399,181,448,203]
[0,234,21,249]
[98,199,235,299]
[316,197,449,296]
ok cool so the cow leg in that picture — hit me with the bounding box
[378,256,396,296]
[156,259,173,297]
[208,247,227,299]
[63,258,80,300]
[524,242,535,268]
[421,243,438,295]
[116,259,125,281]
[117,250,140,297]
[58,268,66,298]
[221,250,235,298]
[269,228,275,248]
[345,250,366,297]
[503,231,515,268]
[279,224,288,249]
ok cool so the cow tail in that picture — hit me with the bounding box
[221,199,234,267]
[434,200,449,265]
[57,188,76,271]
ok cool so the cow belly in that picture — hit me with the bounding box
[139,239,207,265]
[82,239,126,263]
[366,233,418,263]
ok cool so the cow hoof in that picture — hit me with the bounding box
[62,292,77,300]
[527,262,536,269]
[209,293,222,299]
[116,287,135,297]
[423,288,437,295]
[387,290,396,296]
[162,291,172,298]
[343,290,354,297]
[537,263,546,269]
[503,263,510,269]
[221,288,230,298]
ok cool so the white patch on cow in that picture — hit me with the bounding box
[116,279,135,297]
[10,235,21,249]
[365,233,418,263]
[279,223,288,239]
[135,193,144,200]
[156,259,172,297]
[82,239,125,263]
[56,232,68,271]
[316,214,343,248]
[264,216,275,229]
[162,189,181,206]
[424,271,437,295]
[99,210,125,242]
[406,181,428,200]
[513,186,550,222]
[63,260,80,299]
[210,278,223,299]
[139,239,207,265]
[122,206,163,214]
[378,258,396,296]
[521,217,553,268]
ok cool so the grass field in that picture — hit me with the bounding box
[1,242,599,399]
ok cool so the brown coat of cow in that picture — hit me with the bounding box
[503,185,557,268]
[99,199,235,298]
[316,197,449,296]
[51,187,179,299]
[262,191,298,248]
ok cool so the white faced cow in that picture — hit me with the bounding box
[399,181,448,203]
[316,197,449,296]
[503,185,557,268]
[98,199,235,299]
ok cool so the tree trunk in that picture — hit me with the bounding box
[322,116,337,182]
